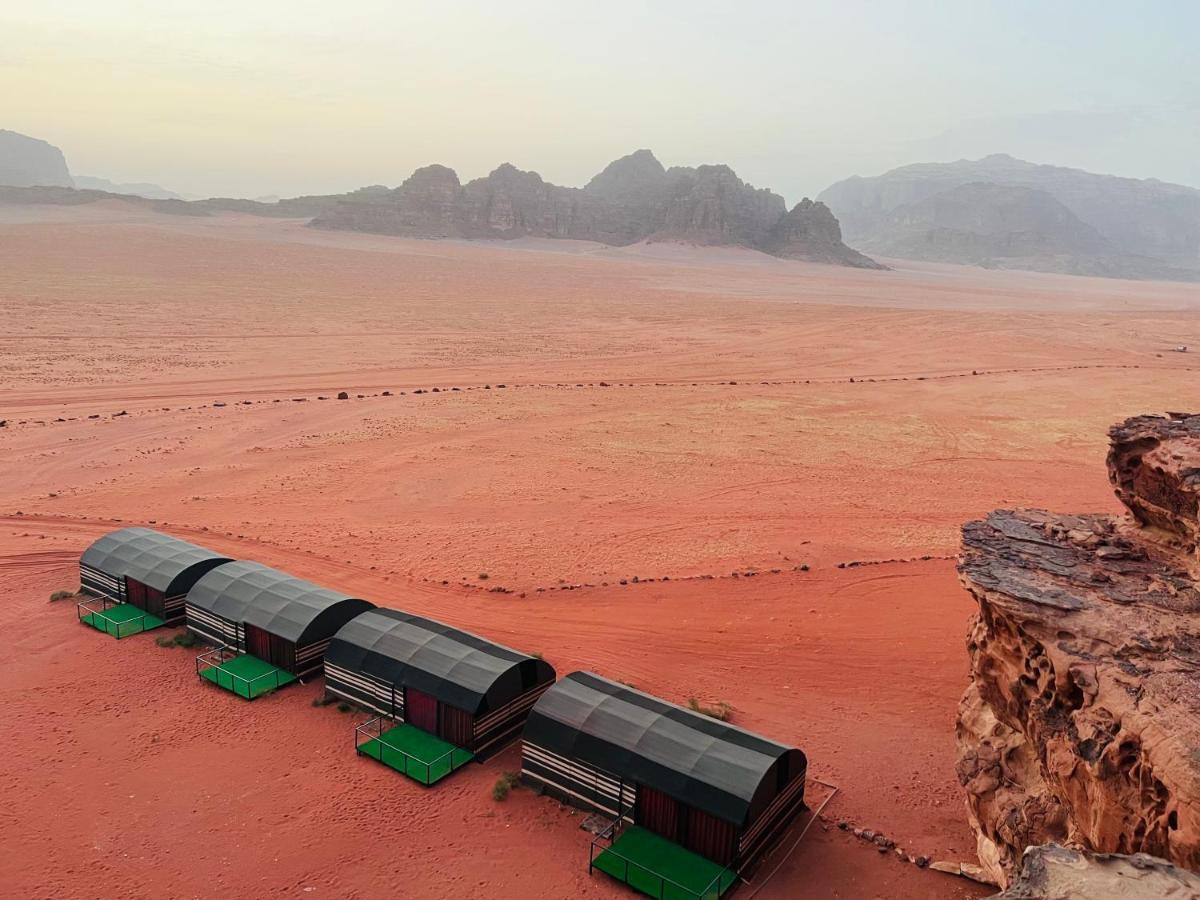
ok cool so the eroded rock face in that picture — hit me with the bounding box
[310,149,881,267]
[1108,413,1200,557]
[990,844,1200,900]
[956,416,1200,886]
[762,198,886,269]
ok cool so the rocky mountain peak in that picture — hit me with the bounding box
[0,129,73,188]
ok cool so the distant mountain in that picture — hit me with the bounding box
[312,150,883,268]
[819,154,1200,281]
[73,175,183,200]
[0,129,72,187]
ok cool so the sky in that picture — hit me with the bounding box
[4,1,1198,201]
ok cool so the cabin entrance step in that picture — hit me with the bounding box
[590,825,737,900]
[196,648,298,700]
[78,599,165,639]
[355,719,474,785]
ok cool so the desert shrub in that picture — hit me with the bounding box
[492,771,521,801]
[49,590,75,602]
[156,631,200,649]
[687,697,732,721]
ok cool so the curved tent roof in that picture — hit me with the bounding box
[81,527,231,594]
[187,561,373,644]
[327,608,555,715]
[523,671,806,827]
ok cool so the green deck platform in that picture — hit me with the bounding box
[80,603,165,639]
[357,722,474,785]
[592,826,737,900]
[199,654,297,700]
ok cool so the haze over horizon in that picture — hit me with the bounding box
[5,0,1198,201]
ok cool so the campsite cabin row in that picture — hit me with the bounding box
[76,528,809,896]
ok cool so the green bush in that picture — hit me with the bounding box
[492,771,520,801]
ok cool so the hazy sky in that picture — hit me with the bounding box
[5,1,1198,201]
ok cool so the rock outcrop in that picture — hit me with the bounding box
[819,154,1200,282]
[956,413,1200,887]
[1108,413,1200,557]
[310,150,882,267]
[989,844,1200,899]
[0,129,73,187]
[762,198,886,268]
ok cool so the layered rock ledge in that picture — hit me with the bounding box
[956,413,1200,886]
[989,844,1200,899]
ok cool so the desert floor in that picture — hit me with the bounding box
[1,202,1197,899]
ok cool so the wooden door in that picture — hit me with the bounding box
[245,624,272,660]
[636,785,680,842]
[439,705,474,750]
[406,687,439,734]
[270,634,296,672]
[124,577,147,610]
[684,806,737,865]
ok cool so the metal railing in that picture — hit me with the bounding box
[195,646,288,700]
[588,818,734,900]
[354,715,473,785]
[76,596,154,639]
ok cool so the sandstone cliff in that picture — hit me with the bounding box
[310,150,881,267]
[1108,413,1200,557]
[0,129,73,187]
[956,413,1200,886]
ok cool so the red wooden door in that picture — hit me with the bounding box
[144,586,166,618]
[406,687,439,734]
[685,806,737,865]
[636,785,680,842]
[125,577,147,609]
[245,624,272,660]
[439,705,474,750]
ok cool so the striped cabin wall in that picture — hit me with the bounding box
[159,594,187,623]
[293,639,332,678]
[186,603,240,648]
[736,770,807,866]
[80,564,122,601]
[521,741,637,820]
[473,681,553,757]
[325,662,404,719]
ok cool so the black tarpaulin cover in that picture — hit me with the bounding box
[523,671,806,827]
[187,560,373,644]
[81,527,231,593]
[326,608,554,715]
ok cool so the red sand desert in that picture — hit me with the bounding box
[1,202,1198,898]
